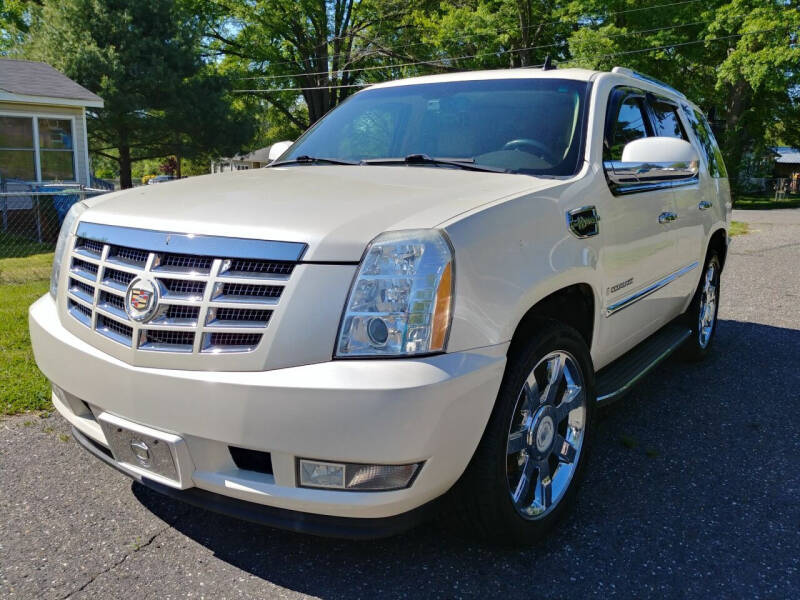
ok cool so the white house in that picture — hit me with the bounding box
[211,145,274,173]
[0,58,103,188]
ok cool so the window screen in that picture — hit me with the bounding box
[0,116,36,180]
[38,118,75,180]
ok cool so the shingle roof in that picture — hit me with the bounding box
[0,58,103,105]
[775,147,800,165]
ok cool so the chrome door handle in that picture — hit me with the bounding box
[658,212,677,224]
[698,201,713,211]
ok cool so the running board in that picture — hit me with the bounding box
[595,322,692,406]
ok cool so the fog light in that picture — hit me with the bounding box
[299,460,345,489]
[298,459,421,491]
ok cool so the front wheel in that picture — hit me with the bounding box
[680,251,721,361]
[447,320,595,545]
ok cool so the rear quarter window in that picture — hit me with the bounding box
[682,106,728,178]
[650,101,687,140]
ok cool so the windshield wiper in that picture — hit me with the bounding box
[271,155,359,167]
[362,154,507,173]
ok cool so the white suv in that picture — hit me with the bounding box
[30,66,729,543]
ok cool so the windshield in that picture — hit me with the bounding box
[282,78,589,176]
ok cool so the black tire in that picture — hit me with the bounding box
[446,319,596,545]
[680,250,721,362]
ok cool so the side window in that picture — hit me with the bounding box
[683,106,728,178]
[649,100,688,140]
[607,96,649,161]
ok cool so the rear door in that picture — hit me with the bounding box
[648,96,705,300]
[597,87,683,358]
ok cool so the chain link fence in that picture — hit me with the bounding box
[0,178,110,285]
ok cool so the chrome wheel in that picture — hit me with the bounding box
[506,351,587,520]
[698,262,718,349]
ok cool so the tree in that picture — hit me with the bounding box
[564,0,800,191]
[0,0,36,54]
[199,0,415,126]
[22,0,254,187]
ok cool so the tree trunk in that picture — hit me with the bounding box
[119,144,132,189]
[176,152,182,178]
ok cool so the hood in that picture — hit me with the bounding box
[82,166,559,261]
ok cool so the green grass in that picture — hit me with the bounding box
[0,252,54,285]
[0,231,55,285]
[0,231,53,259]
[734,195,800,210]
[729,221,749,237]
[0,279,51,415]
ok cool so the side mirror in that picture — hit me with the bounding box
[604,137,700,195]
[268,140,294,162]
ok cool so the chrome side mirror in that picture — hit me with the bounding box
[604,137,700,195]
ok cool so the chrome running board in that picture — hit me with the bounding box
[595,322,692,406]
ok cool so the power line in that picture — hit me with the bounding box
[241,20,709,82]
[234,25,795,94]
[238,0,706,72]
[236,83,371,93]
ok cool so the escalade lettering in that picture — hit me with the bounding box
[608,278,634,294]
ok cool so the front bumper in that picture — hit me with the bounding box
[30,294,506,526]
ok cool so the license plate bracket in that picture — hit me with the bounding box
[97,412,192,488]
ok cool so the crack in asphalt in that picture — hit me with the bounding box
[56,524,171,600]
[730,241,800,256]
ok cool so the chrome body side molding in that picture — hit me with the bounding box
[77,222,308,262]
[605,261,699,317]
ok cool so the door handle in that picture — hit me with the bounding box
[658,212,677,224]
[698,201,713,211]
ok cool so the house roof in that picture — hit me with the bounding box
[218,145,274,164]
[774,147,800,165]
[0,58,103,108]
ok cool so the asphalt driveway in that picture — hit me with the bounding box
[1,209,799,599]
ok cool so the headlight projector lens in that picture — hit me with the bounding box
[367,317,389,347]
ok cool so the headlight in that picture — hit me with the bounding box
[50,201,88,298]
[336,229,454,357]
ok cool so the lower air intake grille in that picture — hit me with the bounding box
[229,446,273,475]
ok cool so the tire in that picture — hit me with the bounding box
[680,250,721,362]
[446,319,596,545]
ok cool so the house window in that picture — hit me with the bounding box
[0,116,36,180]
[38,118,75,180]
[0,114,76,182]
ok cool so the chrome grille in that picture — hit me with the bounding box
[108,245,148,266]
[66,226,305,355]
[221,258,294,277]
[165,305,201,320]
[161,278,206,298]
[218,282,282,298]
[156,253,213,273]
[103,267,135,288]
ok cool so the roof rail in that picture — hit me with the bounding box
[611,66,686,99]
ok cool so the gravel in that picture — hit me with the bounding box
[1,209,798,599]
